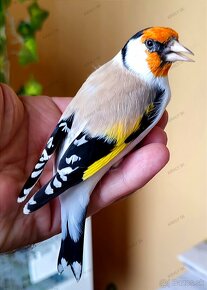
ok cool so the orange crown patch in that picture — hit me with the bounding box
[141,27,179,43]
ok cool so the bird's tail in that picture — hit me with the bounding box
[57,216,86,281]
[57,175,99,281]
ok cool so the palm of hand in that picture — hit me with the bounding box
[0,84,66,251]
[0,84,169,252]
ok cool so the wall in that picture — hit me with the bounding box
[8,1,207,289]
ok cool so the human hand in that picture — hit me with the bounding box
[0,84,169,252]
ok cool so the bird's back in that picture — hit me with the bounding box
[62,54,155,140]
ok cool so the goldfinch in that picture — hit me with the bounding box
[17,27,194,281]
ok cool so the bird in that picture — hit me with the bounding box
[17,27,194,281]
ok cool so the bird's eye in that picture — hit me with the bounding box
[146,39,154,49]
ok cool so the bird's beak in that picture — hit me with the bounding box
[165,39,194,62]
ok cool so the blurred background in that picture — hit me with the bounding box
[0,0,206,289]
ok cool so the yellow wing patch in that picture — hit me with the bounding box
[83,142,126,180]
[106,116,142,143]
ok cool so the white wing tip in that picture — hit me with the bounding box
[23,205,31,215]
[17,196,26,203]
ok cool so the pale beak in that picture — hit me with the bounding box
[165,39,194,62]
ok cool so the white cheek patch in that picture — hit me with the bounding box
[122,38,155,84]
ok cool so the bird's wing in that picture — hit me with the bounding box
[17,114,75,203]
[23,86,165,214]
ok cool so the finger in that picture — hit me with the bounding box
[157,110,168,129]
[88,143,169,215]
[0,84,24,150]
[52,97,72,114]
[140,126,168,147]
[49,197,61,235]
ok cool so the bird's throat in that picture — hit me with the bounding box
[147,52,172,77]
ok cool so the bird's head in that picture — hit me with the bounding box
[122,27,194,79]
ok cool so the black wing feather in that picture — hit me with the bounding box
[24,132,116,213]
[18,115,74,202]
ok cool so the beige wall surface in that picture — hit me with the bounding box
[9,1,207,290]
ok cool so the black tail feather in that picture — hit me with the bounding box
[57,218,86,281]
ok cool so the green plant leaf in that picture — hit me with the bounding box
[0,11,5,28]
[18,37,38,65]
[28,2,49,31]
[17,21,34,38]
[0,0,12,27]
[19,77,42,96]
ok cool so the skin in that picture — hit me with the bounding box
[0,83,169,253]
